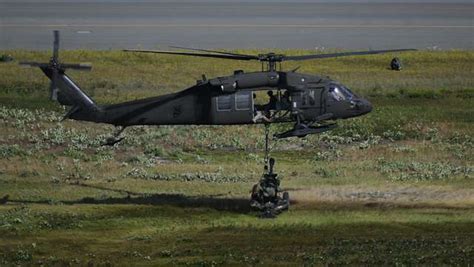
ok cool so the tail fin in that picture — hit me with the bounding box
[41,67,98,111]
[20,31,100,118]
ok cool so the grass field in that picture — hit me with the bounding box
[0,50,473,265]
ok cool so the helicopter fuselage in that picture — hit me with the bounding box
[70,70,372,127]
[24,30,414,136]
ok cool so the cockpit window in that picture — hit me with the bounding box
[329,86,345,101]
[329,84,355,101]
[342,86,357,98]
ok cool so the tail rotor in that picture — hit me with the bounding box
[19,30,92,101]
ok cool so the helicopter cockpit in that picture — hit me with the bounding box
[328,84,357,101]
[326,83,372,119]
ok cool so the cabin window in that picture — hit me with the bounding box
[235,92,250,110]
[217,95,232,111]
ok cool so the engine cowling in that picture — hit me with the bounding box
[209,72,279,92]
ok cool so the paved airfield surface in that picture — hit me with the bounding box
[1,0,473,50]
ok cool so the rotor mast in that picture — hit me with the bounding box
[259,53,284,72]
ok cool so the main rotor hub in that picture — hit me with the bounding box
[257,53,286,71]
[258,53,285,62]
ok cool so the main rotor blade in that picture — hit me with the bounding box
[284,49,416,61]
[169,46,258,58]
[53,30,59,61]
[123,49,258,61]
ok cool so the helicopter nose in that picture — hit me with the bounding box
[351,98,372,115]
[358,98,372,114]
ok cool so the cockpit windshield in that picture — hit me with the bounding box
[328,84,356,101]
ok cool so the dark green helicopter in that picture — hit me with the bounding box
[21,31,414,215]
[21,31,414,141]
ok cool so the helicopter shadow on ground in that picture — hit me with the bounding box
[6,183,253,213]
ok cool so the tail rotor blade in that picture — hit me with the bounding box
[19,61,49,68]
[53,30,59,61]
[61,63,93,70]
[50,68,59,101]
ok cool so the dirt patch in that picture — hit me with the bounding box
[290,185,474,209]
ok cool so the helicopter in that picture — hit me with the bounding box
[20,31,414,215]
[20,31,415,140]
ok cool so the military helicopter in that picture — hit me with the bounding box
[21,31,414,215]
[20,31,414,140]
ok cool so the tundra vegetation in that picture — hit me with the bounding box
[0,50,473,265]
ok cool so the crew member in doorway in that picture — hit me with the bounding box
[279,91,291,110]
[263,90,278,119]
[253,93,271,123]
[266,91,278,110]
